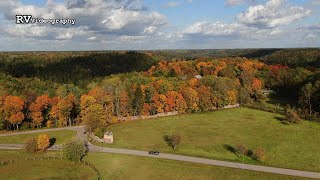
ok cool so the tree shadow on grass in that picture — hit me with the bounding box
[49,138,56,147]
[274,116,290,125]
[223,144,237,155]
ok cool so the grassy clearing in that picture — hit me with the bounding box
[98,108,320,172]
[0,150,305,180]
[84,152,306,180]
[0,150,95,180]
[0,130,76,145]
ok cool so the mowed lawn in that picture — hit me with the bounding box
[83,152,306,180]
[0,130,76,144]
[100,108,320,172]
[0,150,95,180]
[0,150,304,180]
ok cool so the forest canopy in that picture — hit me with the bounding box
[0,49,320,131]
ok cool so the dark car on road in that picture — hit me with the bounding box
[149,151,160,155]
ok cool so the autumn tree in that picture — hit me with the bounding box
[152,94,167,113]
[80,95,106,133]
[119,91,130,117]
[3,96,25,130]
[49,97,60,127]
[0,96,5,130]
[164,134,181,150]
[181,87,199,113]
[58,94,76,127]
[29,94,51,128]
[88,86,113,123]
[252,78,263,91]
[226,90,237,105]
[37,134,50,151]
[165,91,179,112]
[196,86,214,111]
[142,103,152,115]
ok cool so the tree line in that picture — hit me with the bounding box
[0,55,320,131]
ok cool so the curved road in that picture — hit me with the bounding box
[0,126,319,179]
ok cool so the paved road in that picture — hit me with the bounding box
[0,126,320,179]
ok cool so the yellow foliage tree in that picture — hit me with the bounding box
[37,134,50,151]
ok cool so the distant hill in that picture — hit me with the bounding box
[148,48,320,67]
[0,51,157,86]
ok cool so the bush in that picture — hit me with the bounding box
[235,144,248,157]
[37,134,50,151]
[253,148,266,161]
[25,138,37,153]
[285,108,301,124]
[61,138,87,162]
[94,127,106,139]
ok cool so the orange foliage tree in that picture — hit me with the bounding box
[181,87,199,113]
[152,94,167,113]
[252,78,263,91]
[3,96,25,130]
[29,94,51,128]
[88,87,113,123]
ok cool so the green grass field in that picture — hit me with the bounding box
[0,130,76,145]
[84,152,307,180]
[0,150,305,180]
[97,108,320,172]
[0,150,95,179]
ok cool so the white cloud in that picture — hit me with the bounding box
[87,36,96,41]
[183,21,248,36]
[237,0,311,28]
[305,33,317,40]
[118,35,145,42]
[225,0,248,6]
[2,24,91,40]
[182,20,286,41]
[163,1,181,8]
[143,26,158,34]
[0,0,168,41]
[297,23,320,41]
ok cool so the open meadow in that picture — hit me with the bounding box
[0,150,306,180]
[97,108,320,172]
[0,130,76,145]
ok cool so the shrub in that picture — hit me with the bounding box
[285,108,301,124]
[37,134,50,151]
[25,138,37,153]
[61,138,87,162]
[164,134,181,150]
[94,127,106,139]
[235,144,248,157]
[253,148,266,161]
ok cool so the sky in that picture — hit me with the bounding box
[0,0,319,51]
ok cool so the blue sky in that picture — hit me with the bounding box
[0,0,319,51]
